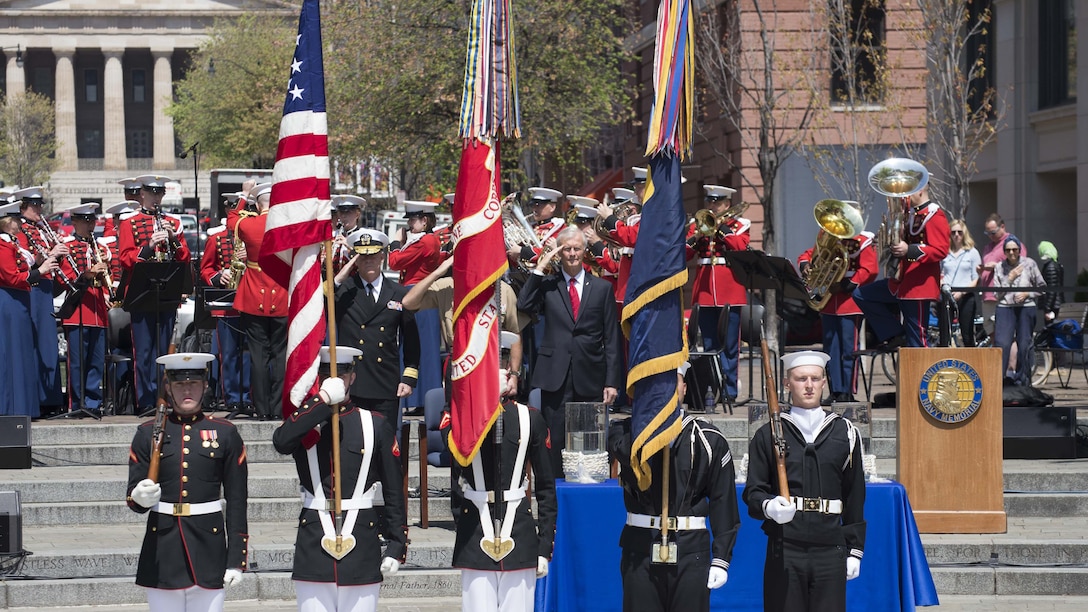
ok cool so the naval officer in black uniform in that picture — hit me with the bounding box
[442,330,557,612]
[607,363,741,612]
[743,350,866,612]
[273,346,407,612]
[127,352,249,612]
[333,228,420,433]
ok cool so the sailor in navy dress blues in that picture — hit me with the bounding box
[272,346,407,612]
[441,330,556,612]
[743,351,866,612]
[607,363,740,612]
[127,353,248,612]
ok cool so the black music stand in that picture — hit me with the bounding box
[722,251,809,405]
[124,262,191,417]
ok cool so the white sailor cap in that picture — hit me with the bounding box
[348,228,389,255]
[443,193,456,205]
[250,182,272,199]
[612,187,637,204]
[703,185,736,200]
[157,352,216,381]
[319,346,363,366]
[567,196,599,220]
[332,194,367,209]
[134,175,175,189]
[781,350,831,372]
[528,187,563,203]
[630,167,648,183]
[69,203,100,218]
[105,200,139,216]
[403,201,438,218]
[13,186,46,202]
[500,331,520,350]
[118,178,142,191]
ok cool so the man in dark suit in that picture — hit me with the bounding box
[333,229,420,432]
[517,226,622,477]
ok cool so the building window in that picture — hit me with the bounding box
[1039,0,1076,108]
[829,0,886,104]
[965,0,996,116]
[31,67,53,96]
[127,129,151,158]
[132,70,146,103]
[85,69,99,103]
[80,129,103,158]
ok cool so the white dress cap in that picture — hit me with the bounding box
[320,346,364,364]
[703,185,736,199]
[612,187,637,203]
[500,331,520,350]
[781,350,831,372]
[528,187,563,203]
[106,200,139,215]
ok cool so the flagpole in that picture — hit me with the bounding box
[322,239,345,550]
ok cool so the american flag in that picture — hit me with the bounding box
[259,0,332,416]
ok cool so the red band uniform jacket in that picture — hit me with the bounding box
[601,212,640,303]
[442,401,557,571]
[388,232,441,286]
[58,235,110,327]
[126,412,249,589]
[797,232,878,316]
[273,397,408,585]
[118,211,192,269]
[889,201,950,300]
[686,217,751,306]
[232,213,288,317]
[0,234,41,290]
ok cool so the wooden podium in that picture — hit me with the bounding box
[897,347,1007,533]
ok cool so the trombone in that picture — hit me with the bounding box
[693,201,750,239]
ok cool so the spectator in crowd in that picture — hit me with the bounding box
[992,236,1046,386]
[938,219,982,347]
[1036,241,1065,323]
[977,213,1025,335]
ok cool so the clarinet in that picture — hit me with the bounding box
[28,220,79,291]
[152,210,179,262]
[88,236,118,305]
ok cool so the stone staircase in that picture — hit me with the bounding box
[1,411,1087,609]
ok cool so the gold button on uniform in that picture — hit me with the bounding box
[377,357,382,363]
[183,435,191,442]
[378,342,383,348]
[182,476,188,482]
[185,425,192,431]
[183,448,190,455]
[182,490,188,498]
[182,461,189,468]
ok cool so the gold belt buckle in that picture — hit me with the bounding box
[173,503,191,517]
[803,498,821,512]
[653,516,677,530]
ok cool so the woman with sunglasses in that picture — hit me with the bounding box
[937,220,981,346]
[992,236,1045,386]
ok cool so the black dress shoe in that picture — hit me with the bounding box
[878,335,907,351]
[820,396,834,407]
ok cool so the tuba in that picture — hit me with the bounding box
[803,199,864,310]
[501,194,544,272]
[868,158,928,281]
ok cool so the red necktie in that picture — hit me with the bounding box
[569,277,580,320]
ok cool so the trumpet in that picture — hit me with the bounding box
[868,158,928,281]
[803,199,864,310]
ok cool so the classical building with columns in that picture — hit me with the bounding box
[0,0,293,211]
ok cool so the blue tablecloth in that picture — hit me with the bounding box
[536,480,938,611]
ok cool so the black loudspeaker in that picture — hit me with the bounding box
[0,490,21,554]
[0,416,31,469]
[1003,405,1077,459]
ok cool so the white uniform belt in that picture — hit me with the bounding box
[625,512,706,531]
[619,247,634,256]
[462,485,527,504]
[302,485,381,511]
[697,257,727,265]
[791,496,843,514]
[153,500,222,516]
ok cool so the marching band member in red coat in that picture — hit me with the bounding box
[567,196,620,291]
[58,204,112,417]
[117,175,191,414]
[596,186,642,305]
[105,179,142,237]
[200,222,251,417]
[853,185,950,348]
[230,182,288,420]
[798,229,878,403]
[507,187,568,266]
[0,201,59,418]
[103,200,138,290]
[686,184,751,403]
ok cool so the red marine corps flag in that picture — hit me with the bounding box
[258,0,332,416]
[448,0,521,465]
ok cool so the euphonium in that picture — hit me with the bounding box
[803,199,864,311]
[501,194,543,272]
[868,158,929,282]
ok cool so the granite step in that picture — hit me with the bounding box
[931,567,1088,596]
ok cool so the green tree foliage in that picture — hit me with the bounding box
[0,91,58,188]
[168,12,297,168]
[169,1,629,197]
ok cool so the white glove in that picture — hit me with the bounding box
[131,479,162,509]
[223,568,244,587]
[707,566,728,589]
[380,557,400,576]
[846,556,861,580]
[764,496,796,525]
[319,377,348,406]
[536,556,549,578]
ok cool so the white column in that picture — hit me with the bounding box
[102,48,127,171]
[152,50,175,170]
[54,48,79,171]
[5,53,25,97]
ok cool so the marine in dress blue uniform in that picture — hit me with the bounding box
[127,353,248,612]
